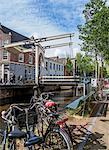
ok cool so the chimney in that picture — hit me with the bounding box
[57,56,59,61]
[9,32,12,36]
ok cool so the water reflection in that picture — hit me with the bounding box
[52,89,76,107]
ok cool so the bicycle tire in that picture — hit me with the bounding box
[63,123,73,147]
[8,139,16,150]
[44,128,72,150]
[1,138,16,150]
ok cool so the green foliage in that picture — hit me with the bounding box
[78,0,109,60]
[66,57,73,75]
[103,66,108,77]
[76,52,95,76]
[66,109,75,116]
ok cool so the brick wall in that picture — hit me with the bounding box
[10,52,19,62]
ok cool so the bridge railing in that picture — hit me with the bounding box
[39,76,81,84]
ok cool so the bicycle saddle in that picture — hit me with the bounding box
[45,101,56,108]
[25,135,42,147]
[8,127,26,139]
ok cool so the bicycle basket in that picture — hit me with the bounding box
[16,109,37,128]
[0,131,4,144]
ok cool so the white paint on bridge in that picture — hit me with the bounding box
[39,76,80,85]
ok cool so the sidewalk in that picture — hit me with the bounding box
[84,104,109,150]
[78,103,109,150]
[66,102,109,149]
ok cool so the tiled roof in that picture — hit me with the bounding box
[1,25,29,42]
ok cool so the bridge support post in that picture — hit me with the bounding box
[35,44,39,85]
[82,83,86,116]
[76,86,79,96]
[83,83,86,97]
[1,64,4,83]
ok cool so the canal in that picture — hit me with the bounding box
[0,89,80,129]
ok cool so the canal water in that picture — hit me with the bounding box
[0,89,80,130]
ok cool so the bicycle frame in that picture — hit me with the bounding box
[1,92,73,149]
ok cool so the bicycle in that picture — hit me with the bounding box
[1,102,72,150]
[30,92,74,148]
[1,105,28,150]
[94,88,107,101]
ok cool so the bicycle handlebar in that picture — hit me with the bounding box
[38,92,54,101]
[2,92,54,124]
[1,104,29,124]
[1,108,12,124]
[29,92,54,105]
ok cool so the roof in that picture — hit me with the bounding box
[0,24,29,43]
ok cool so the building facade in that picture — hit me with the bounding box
[44,57,64,76]
[0,24,64,84]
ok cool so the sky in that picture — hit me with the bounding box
[0,0,89,57]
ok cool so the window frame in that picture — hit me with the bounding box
[53,63,55,70]
[2,49,8,60]
[50,62,52,70]
[45,61,48,70]
[18,53,24,63]
[4,40,9,45]
[29,55,33,64]
[59,65,60,71]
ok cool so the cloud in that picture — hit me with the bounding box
[0,0,88,57]
[0,0,88,35]
[106,0,109,6]
[44,31,82,58]
[45,44,81,58]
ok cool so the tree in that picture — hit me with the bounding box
[78,0,109,60]
[76,53,95,77]
[102,66,108,78]
[65,57,73,75]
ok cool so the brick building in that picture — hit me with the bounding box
[0,24,64,84]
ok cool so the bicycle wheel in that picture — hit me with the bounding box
[63,123,73,146]
[94,92,107,101]
[44,128,72,150]
[1,138,17,150]
[8,139,16,150]
[1,133,32,150]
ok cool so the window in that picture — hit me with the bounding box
[0,40,6,46]
[0,40,2,46]
[3,49,8,60]
[19,53,24,62]
[59,65,60,71]
[62,66,63,71]
[45,62,48,70]
[28,67,31,79]
[53,64,55,70]
[29,55,33,64]
[50,63,52,69]
[56,64,58,70]
[4,40,9,45]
